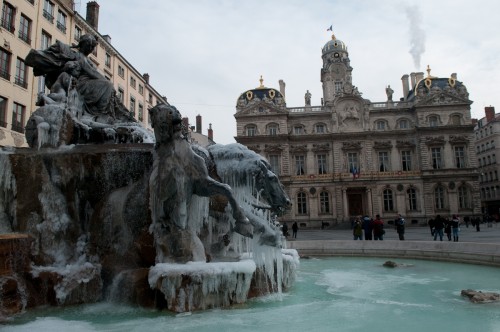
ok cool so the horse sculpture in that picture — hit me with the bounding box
[148,104,252,263]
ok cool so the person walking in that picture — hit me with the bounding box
[292,221,298,239]
[373,215,384,241]
[362,215,373,240]
[282,222,289,238]
[451,214,460,242]
[353,217,363,240]
[433,215,445,241]
[395,213,406,240]
[428,218,435,236]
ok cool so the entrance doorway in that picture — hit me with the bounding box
[348,192,364,216]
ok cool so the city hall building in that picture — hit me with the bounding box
[235,33,480,227]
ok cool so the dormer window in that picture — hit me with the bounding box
[294,126,304,135]
[429,116,438,127]
[376,120,386,130]
[315,123,325,133]
[246,125,257,136]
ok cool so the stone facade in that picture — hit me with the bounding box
[475,106,500,217]
[235,34,480,227]
[0,0,166,147]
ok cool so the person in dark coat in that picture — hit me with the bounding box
[362,216,373,240]
[433,215,444,241]
[395,213,405,241]
[444,217,452,241]
[282,222,289,237]
[451,215,460,242]
[373,215,384,241]
[292,222,298,239]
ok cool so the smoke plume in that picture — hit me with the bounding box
[405,5,426,70]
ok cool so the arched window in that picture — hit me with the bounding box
[398,119,409,129]
[434,186,446,210]
[451,114,461,125]
[429,116,438,127]
[383,188,394,212]
[407,188,418,211]
[293,125,304,135]
[458,186,471,209]
[267,123,278,136]
[376,120,386,130]
[246,125,257,136]
[319,191,330,214]
[315,123,326,133]
[297,192,307,215]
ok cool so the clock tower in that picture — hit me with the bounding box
[320,33,353,104]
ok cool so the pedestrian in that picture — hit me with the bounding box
[362,215,373,240]
[428,218,435,236]
[475,217,481,232]
[444,217,452,241]
[395,213,405,241]
[353,217,363,240]
[451,214,460,242]
[373,214,384,240]
[292,221,298,239]
[282,222,289,238]
[464,216,470,228]
[433,215,444,241]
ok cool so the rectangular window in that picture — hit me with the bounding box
[454,146,466,168]
[138,103,143,121]
[56,10,67,33]
[334,81,343,92]
[295,155,305,175]
[118,65,124,78]
[0,47,11,80]
[435,187,445,209]
[14,58,27,88]
[297,192,307,215]
[383,189,394,212]
[41,30,51,49]
[105,52,111,68]
[43,0,54,23]
[118,88,124,103]
[130,76,136,88]
[129,97,135,116]
[407,188,417,211]
[148,93,153,104]
[268,125,278,135]
[378,151,389,172]
[293,126,303,135]
[268,154,280,175]
[315,124,325,133]
[0,95,6,127]
[1,1,15,33]
[246,126,256,136]
[401,150,412,171]
[431,147,442,169]
[11,102,25,133]
[37,76,46,93]
[317,154,327,174]
[458,187,470,209]
[74,25,81,41]
[138,84,144,95]
[320,192,330,214]
[347,152,358,172]
[18,14,32,45]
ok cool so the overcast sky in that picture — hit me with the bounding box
[79,0,500,144]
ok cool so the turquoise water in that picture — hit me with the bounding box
[3,257,500,332]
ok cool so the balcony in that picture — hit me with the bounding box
[0,69,10,81]
[43,10,54,23]
[18,31,31,45]
[0,19,15,33]
[56,21,66,33]
[14,77,28,89]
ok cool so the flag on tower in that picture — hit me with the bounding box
[327,25,333,31]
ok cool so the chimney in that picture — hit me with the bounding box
[102,34,111,44]
[142,73,150,84]
[208,123,213,141]
[410,72,416,89]
[86,1,100,31]
[279,79,286,98]
[401,74,409,101]
[451,73,457,80]
[196,115,202,134]
[182,117,189,129]
[415,72,424,83]
[485,106,495,123]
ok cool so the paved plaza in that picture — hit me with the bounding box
[288,223,500,243]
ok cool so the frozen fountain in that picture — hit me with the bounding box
[0,35,298,320]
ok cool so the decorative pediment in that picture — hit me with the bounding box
[373,141,393,150]
[424,136,446,146]
[449,135,469,144]
[236,99,287,116]
[415,92,469,107]
[341,141,362,151]
[312,143,331,152]
[264,144,284,152]
[289,144,308,153]
[396,140,416,149]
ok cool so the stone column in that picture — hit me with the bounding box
[342,189,349,220]
[366,188,373,217]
